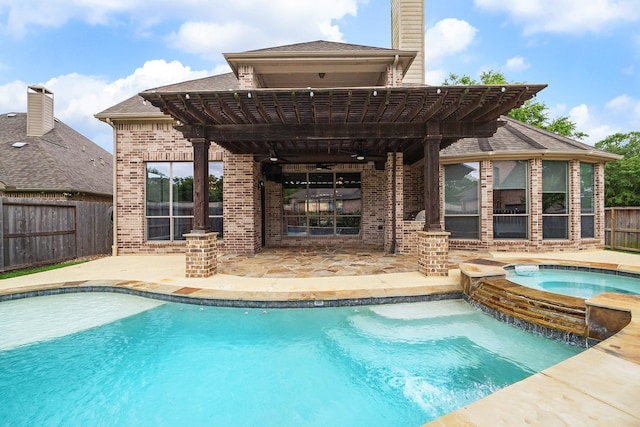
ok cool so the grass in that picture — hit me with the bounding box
[0,260,88,280]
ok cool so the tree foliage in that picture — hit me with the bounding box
[595,132,640,206]
[443,71,587,140]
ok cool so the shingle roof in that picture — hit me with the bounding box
[0,113,113,195]
[440,116,619,161]
[95,73,238,118]
[243,40,398,53]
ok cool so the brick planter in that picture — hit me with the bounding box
[417,231,450,276]
[185,232,218,278]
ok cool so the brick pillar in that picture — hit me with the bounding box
[417,231,450,276]
[185,232,218,278]
[529,158,542,250]
[238,65,255,89]
[569,160,581,246]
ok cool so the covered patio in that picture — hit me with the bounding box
[140,84,544,277]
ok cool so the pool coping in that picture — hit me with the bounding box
[0,279,462,308]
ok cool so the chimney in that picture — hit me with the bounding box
[391,0,425,84]
[27,85,54,137]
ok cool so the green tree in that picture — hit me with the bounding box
[595,132,640,206]
[443,71,587,140]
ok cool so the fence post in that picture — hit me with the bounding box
[611,207,617,250]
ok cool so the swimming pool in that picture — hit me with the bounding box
[0,293,582,426]
[506,266,640,299]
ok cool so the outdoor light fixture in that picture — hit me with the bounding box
[269,149,278,162]
[501,86,506,93]
[436,88,442,95]
[373,90,377,96]
[356,153,365,161]
[269,143,279,162]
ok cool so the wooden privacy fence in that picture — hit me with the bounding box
[605,207,640,252]
[0,197,112,272]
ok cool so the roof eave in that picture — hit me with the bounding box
[440,150,622,164]
[94,112,174,123]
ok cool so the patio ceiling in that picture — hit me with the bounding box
[140,84,545,165]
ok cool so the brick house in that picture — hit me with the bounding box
[96,0,617,277]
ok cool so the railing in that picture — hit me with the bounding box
[605,207,640,252]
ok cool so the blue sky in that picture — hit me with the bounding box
[1,0,638,153]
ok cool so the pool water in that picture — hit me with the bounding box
[507,269,640,299]
[0,293,582,426]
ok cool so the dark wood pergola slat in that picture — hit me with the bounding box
[142,85,544,164]
[141,84,545,233]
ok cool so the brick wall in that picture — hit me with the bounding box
[113,119,608,256]
[113,120,225,254]
[223,153,258,254]
[237,66,255,90]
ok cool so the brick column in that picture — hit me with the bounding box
[569,160,581,245]
[417,230,450,276]
[185,232,218,278]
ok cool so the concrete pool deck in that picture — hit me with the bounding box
[1,248,640,426]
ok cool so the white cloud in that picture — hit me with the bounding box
[475,0,640,35]
[504,56,529,72]
[425,69,447,85]
[0,60,211,152]
[561,95,640,145]
[424,19,478,64]
[1,0,360,48]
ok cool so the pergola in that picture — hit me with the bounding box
[140,84,545,236]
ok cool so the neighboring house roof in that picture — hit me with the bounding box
[440,116,620,163]
[0,113,113,195]
[95,73,238,120]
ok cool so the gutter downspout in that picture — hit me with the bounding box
[392,54,399,86]
[105,117,118,256]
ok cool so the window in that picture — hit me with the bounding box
[493,160,528,239]
[581,163,595,238]
[146,162,223,241]
[444,162,480,239]
[283,172,361,236]
[542,161,568,239]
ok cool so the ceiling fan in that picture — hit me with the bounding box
[314,162,336,170]
[342,141,386,161]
